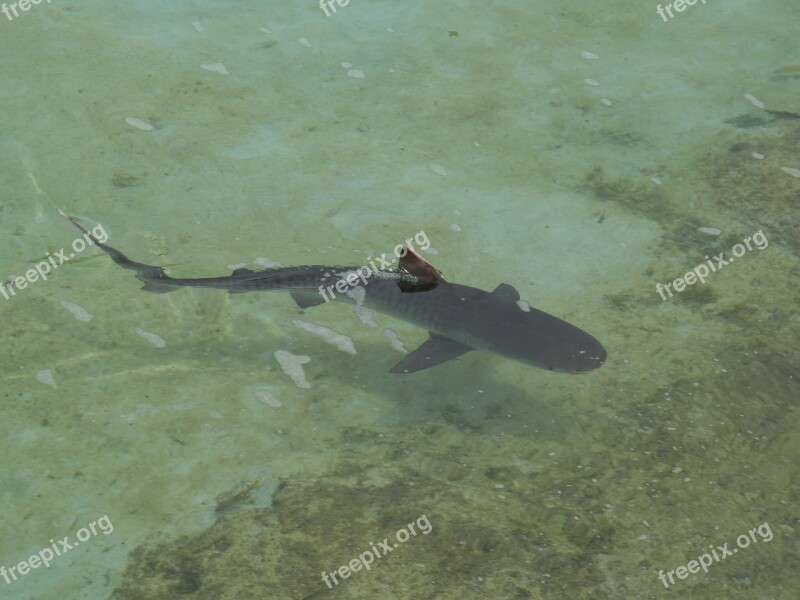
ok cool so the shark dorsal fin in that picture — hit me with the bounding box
[397,245,443,292]
[390,332,473,373]
[491,283,520,301]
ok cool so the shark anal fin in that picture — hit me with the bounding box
[390,332,473,373]
[141,282,176,294]
[290,291,327,308]
[137,267,177,293]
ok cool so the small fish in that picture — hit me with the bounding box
[215,478,261,514]
[770,65,800,81]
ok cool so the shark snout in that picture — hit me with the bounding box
[550,336,607,373]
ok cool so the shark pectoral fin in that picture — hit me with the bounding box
[491,283,520,301]
[289,291,327,308]
[390,333,473,373]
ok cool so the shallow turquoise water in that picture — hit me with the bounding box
[1,1,798,598]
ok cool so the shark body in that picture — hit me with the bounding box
[62,212,606,374]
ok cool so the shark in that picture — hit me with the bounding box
[60,211,606,374]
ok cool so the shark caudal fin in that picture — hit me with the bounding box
[59,210,178,293]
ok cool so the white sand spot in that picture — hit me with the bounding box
[345,286,378,327]
[744,93,764,109]
[298,37,312,47]
[354,306,377,327]
[124,117,155,131]
[449,223,462,232]
[253,257,282,268]
[581,50,599,60]
[698,227,722,236]
[192,21,205,32]
[780,166,800,178]
[341,61,353,68]
[428,163,447,178]
[347,69,365,79]
[585,78,600,86]
[134,327,166,348]
[201,63,229,75]
[60,300,92,322]
[382,329,407,353]
[751,152,765,160]
[36,369,57,389]
[260,26,272,34]
[292,319,356,355]
[274,350,311,388]
[601,98,613,106]
[255,389,281,408]
[346,286,366,305]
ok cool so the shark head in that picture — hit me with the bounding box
[386,277,607,374]
[471,283,607,373]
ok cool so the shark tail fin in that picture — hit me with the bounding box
[59,210,179,293]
